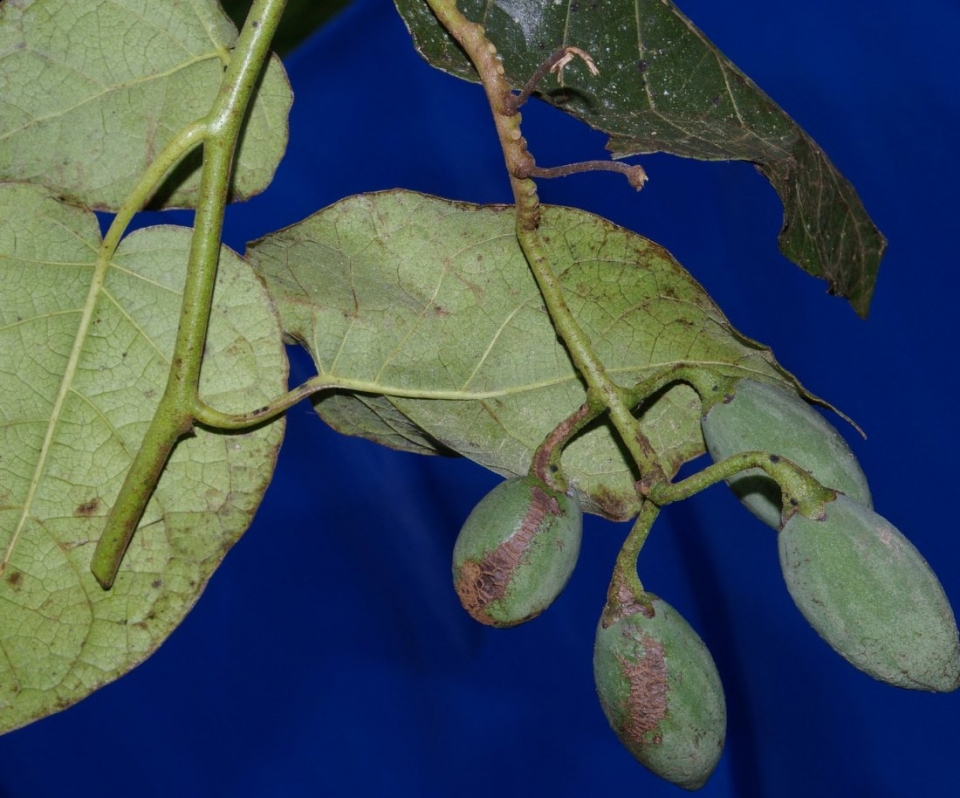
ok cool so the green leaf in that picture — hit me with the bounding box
[249,189,798,521]
[221,0,354,56]
[393,0,885,317]
[0,0,292,212]
[0,183,287,733]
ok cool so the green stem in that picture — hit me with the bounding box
[423,0,665,485]
[192,373,563,430]
[601,499,659,627]
[528,363,711,490]
[529,402,594,490]
[517,231,663,478]
[91,0,288,589]
[646,450,835,520]
[99,122,207,260]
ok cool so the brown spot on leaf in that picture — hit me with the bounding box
[74,498,100,517]
[591,485,635,521]
[6,570,23,590]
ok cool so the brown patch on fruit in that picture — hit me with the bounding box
[619,635,669,741]
[454,486,560,626]
[524,486,561,532]
[602,584,655,628]
[455,559,502,625]
[620,584,655,619]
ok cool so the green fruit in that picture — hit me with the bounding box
[452,475,581,627]
[780,494,960,691]
[594,597,726,790]
[701,378,871,528]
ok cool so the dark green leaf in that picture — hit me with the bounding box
[393,0,885,317]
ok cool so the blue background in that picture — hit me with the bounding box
[3,0,959,795]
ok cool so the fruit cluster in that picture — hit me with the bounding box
[450,378,960,788]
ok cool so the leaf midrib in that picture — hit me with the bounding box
[1,248,110,576]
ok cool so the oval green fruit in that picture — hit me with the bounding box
[452,475,582,627]
[780,494,960,691]
[594,597,726,790]
[701,378,871,528]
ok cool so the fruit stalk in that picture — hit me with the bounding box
[602,500,659,627]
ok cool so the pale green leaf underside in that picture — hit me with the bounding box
[0,183,287,734]
[249,189,796,520]
[393,0,885,317]
[0,0,292,211]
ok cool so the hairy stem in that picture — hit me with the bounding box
[601,499,659,628]
[527,363,715,492]
[646,450,836,521]
[91,0,288,589]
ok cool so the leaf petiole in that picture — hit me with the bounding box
[645,449,836,521]
[98,122,206,261]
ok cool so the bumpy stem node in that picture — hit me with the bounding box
[424,0,662,492]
